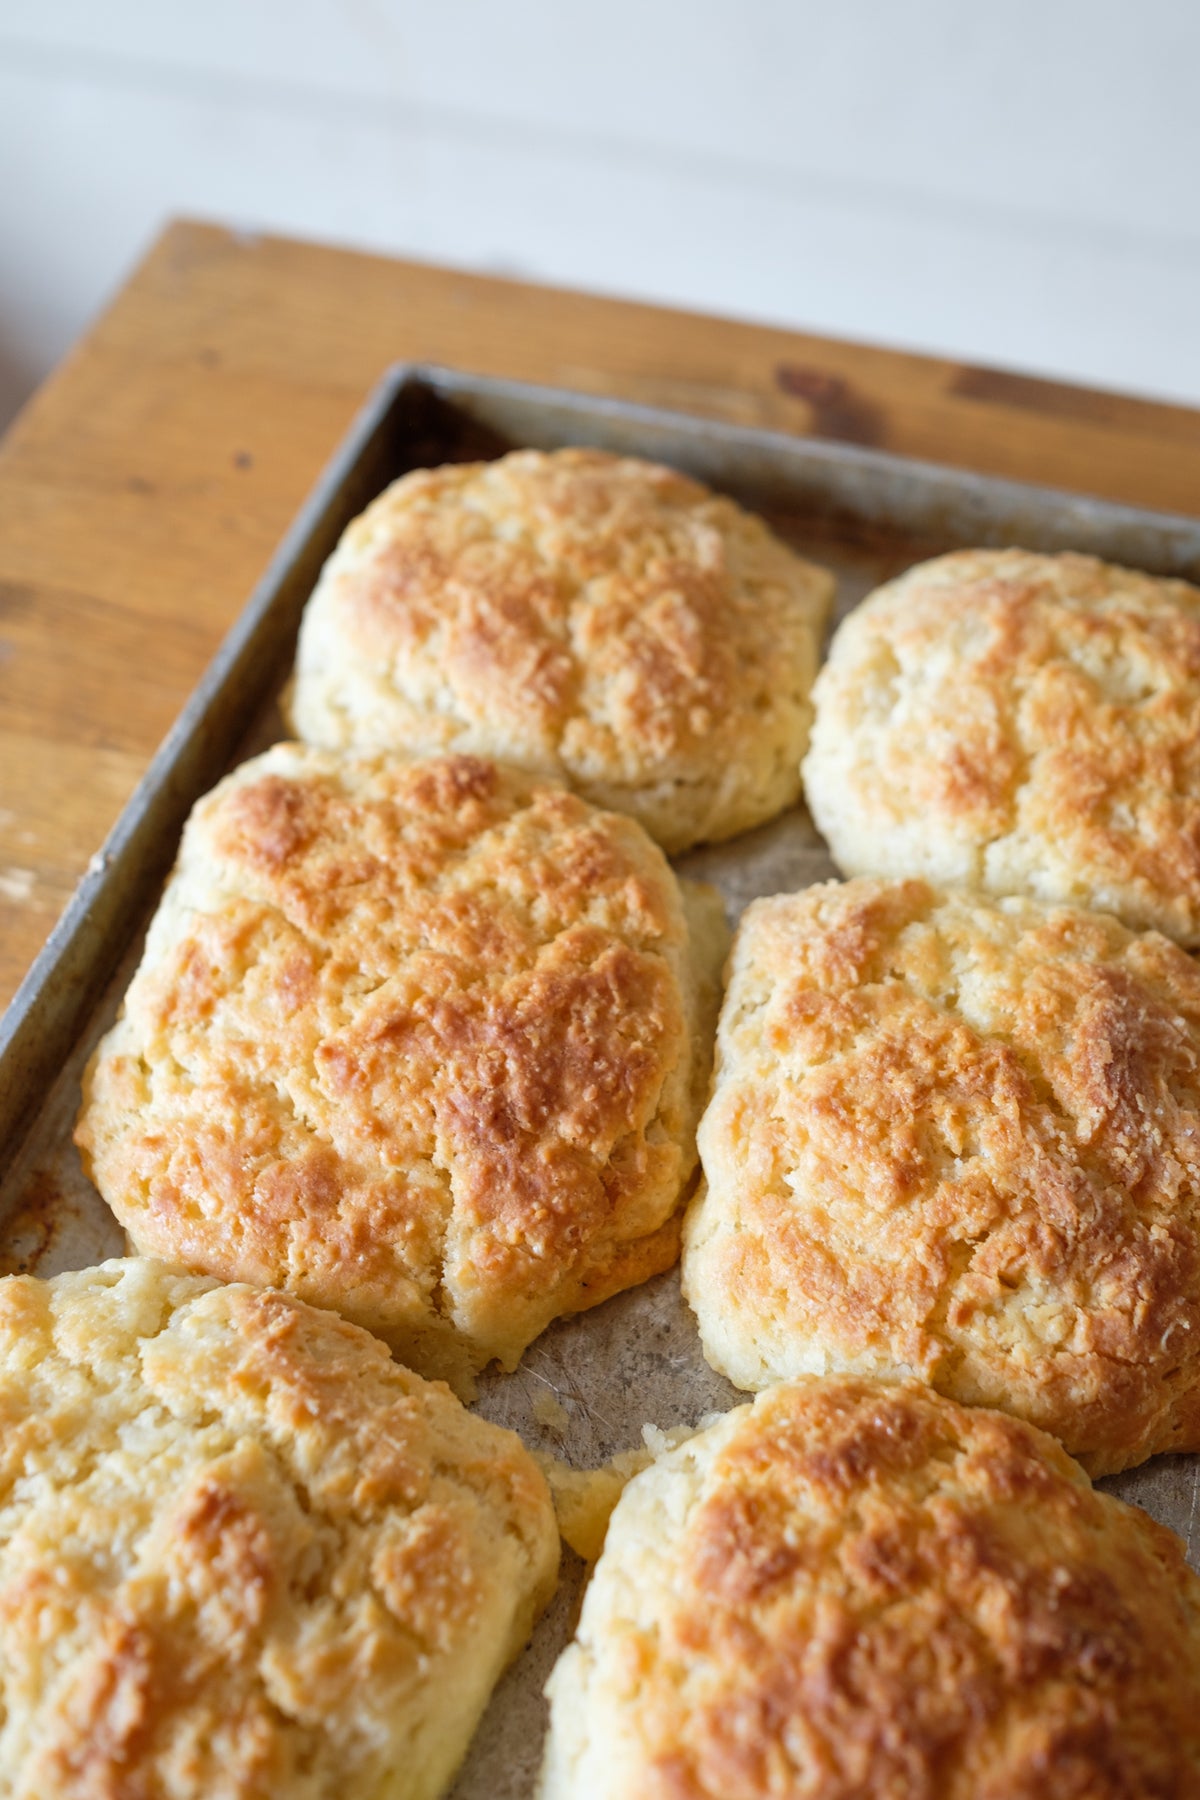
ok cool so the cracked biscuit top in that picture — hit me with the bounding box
[286,448,834,853]
[0,1259,558,1800]
[684,877,1200,1475]
[76,748,723,1392]
[539,1379,1200,1800]
[802,548,1200,944]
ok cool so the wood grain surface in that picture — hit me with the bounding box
[2,216,1200,1014]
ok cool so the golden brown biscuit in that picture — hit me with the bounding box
[539,1378,1200,1799]
[0,1258,558,1800]
[684,877,1200,1474]
[76,748,727,1394]
[286,449,834,852]
[802,548,1200,944]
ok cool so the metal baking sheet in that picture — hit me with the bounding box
[3,366,1200,1799]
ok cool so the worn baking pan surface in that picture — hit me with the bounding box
[3,368,1200,1799]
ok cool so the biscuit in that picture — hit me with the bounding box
[539,1378,1200,1799]
[802,548,1200,944]
[286,448,834,852]
[683,877,1200,1475]
[76,749,726,1394]
[0,1258,558,1800]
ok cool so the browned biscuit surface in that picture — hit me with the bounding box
[684,877,1200,1474]
[540,1379,1200,1799]
[802,548,1200,944]
[76,749,722,1392]
[0,1259,558,1800]
[287,449,834,853]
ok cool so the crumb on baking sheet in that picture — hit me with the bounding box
[535,1420,715,1561]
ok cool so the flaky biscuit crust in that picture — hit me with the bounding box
[803,548,1200,944]
[287,449,833,852]
[0,1259,558,1800]
[540,1379,1200,1800]
[76,749,719,1390]
[684,877,1200,1474]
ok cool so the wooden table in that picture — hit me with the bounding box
[3,216,1200,1015]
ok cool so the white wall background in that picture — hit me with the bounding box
[2,0,1199,429]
